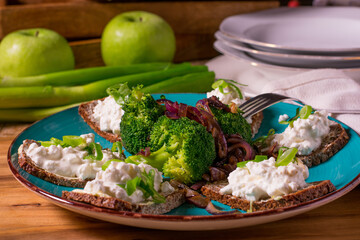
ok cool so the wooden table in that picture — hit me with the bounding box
[1,122,360,240]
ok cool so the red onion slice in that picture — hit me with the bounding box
[227,138,255,161]
[185,189,210,208]
[209,167,227,181]
[205,201,239,215]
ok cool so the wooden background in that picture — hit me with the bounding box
[0,0,279,66]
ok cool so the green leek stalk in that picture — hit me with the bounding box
[0,70,214,122]
[142,71,215,94]
[0,103,80,122]
[0,62,174,87]
[0,64,208,109]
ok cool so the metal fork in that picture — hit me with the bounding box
[239,93,360,118]
[239,93,304,118]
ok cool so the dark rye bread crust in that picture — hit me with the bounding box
[78,98,121,143]
[201,180,336,212]
[268,123,349,168]
[18,140,89,188]
[78,98,264,143]
[250,111,263,136]
[62,181,186,214]
[298,123,349,167]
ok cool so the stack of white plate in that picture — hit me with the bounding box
[215,7,360,69]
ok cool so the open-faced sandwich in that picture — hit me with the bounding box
[62,160,186,214]
[78,80,264,145]
[201,150,336,212]
[257,105,349,167]
[18,133,125,188]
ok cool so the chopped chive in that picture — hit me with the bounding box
[276,147,298,167]
[102,159,124,170]
[299,105,313,119]
[111,141,123,154]
[237,155,268,168]
[62,135,86,148]
[84,142,103,161]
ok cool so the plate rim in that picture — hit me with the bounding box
[215,31,360,61]
[7,101,360,228]
[220,7,360,53]
[213,40,360,72]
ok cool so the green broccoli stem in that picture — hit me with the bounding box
[0,64,208,109]
[126,145,172,171]
[142,71,215,94]
[0,62,172,87]
[0,103,80,122]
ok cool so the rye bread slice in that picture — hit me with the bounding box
[250,111,263,136]
[78,98,264,143]
[62,181,186,214]
[18,139,125,188]
[266,123,349,168]
[78,98,121,143]
[201,180,336,212]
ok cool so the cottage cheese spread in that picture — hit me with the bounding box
[78,161,175,204]
[273,110,331,155]
[220,157,309,201]
[92,96,124,135]
[278,114,289,122]
[24,133,121,180]
[207,86,246,108]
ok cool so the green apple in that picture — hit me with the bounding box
[0,28,75,78]
[101,11,176,66]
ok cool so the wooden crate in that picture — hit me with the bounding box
[0,1,279,67]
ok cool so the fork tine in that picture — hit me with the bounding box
[241,98,271,112]
[242,100,280,118]
[238,94,267,110]
[239,93,300,118]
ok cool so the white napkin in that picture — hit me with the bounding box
[261,68,360,133]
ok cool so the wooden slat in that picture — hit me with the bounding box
[70,33,217,68]
[0,1,279,39]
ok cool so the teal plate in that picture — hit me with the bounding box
[7,93,360,231]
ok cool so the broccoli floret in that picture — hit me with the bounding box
[210,106,252,142]
[120,87,164,155]
[125,116,216,184]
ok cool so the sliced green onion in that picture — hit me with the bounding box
[253,128,275,145]
[118,176,141,196]
[106,83,131,105]
[39,137,63,147]
[125,158,142,165]
[111,141,123,154]
[39,135,87,148]
[278,146,289,157]
[39,141,55,147]
[275,147,298,167]
[139,169,165,203]
[279,105,314,127]
[101,159,124,170]
[299,105,313,119]
[116,169,165,203]
[237,155,268,168]
[227,82,243,99]
[211,79,246,99]
[279,108,300,128]
[62,135,86,148]
[211,79,227,90]
[84,142,103,161]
